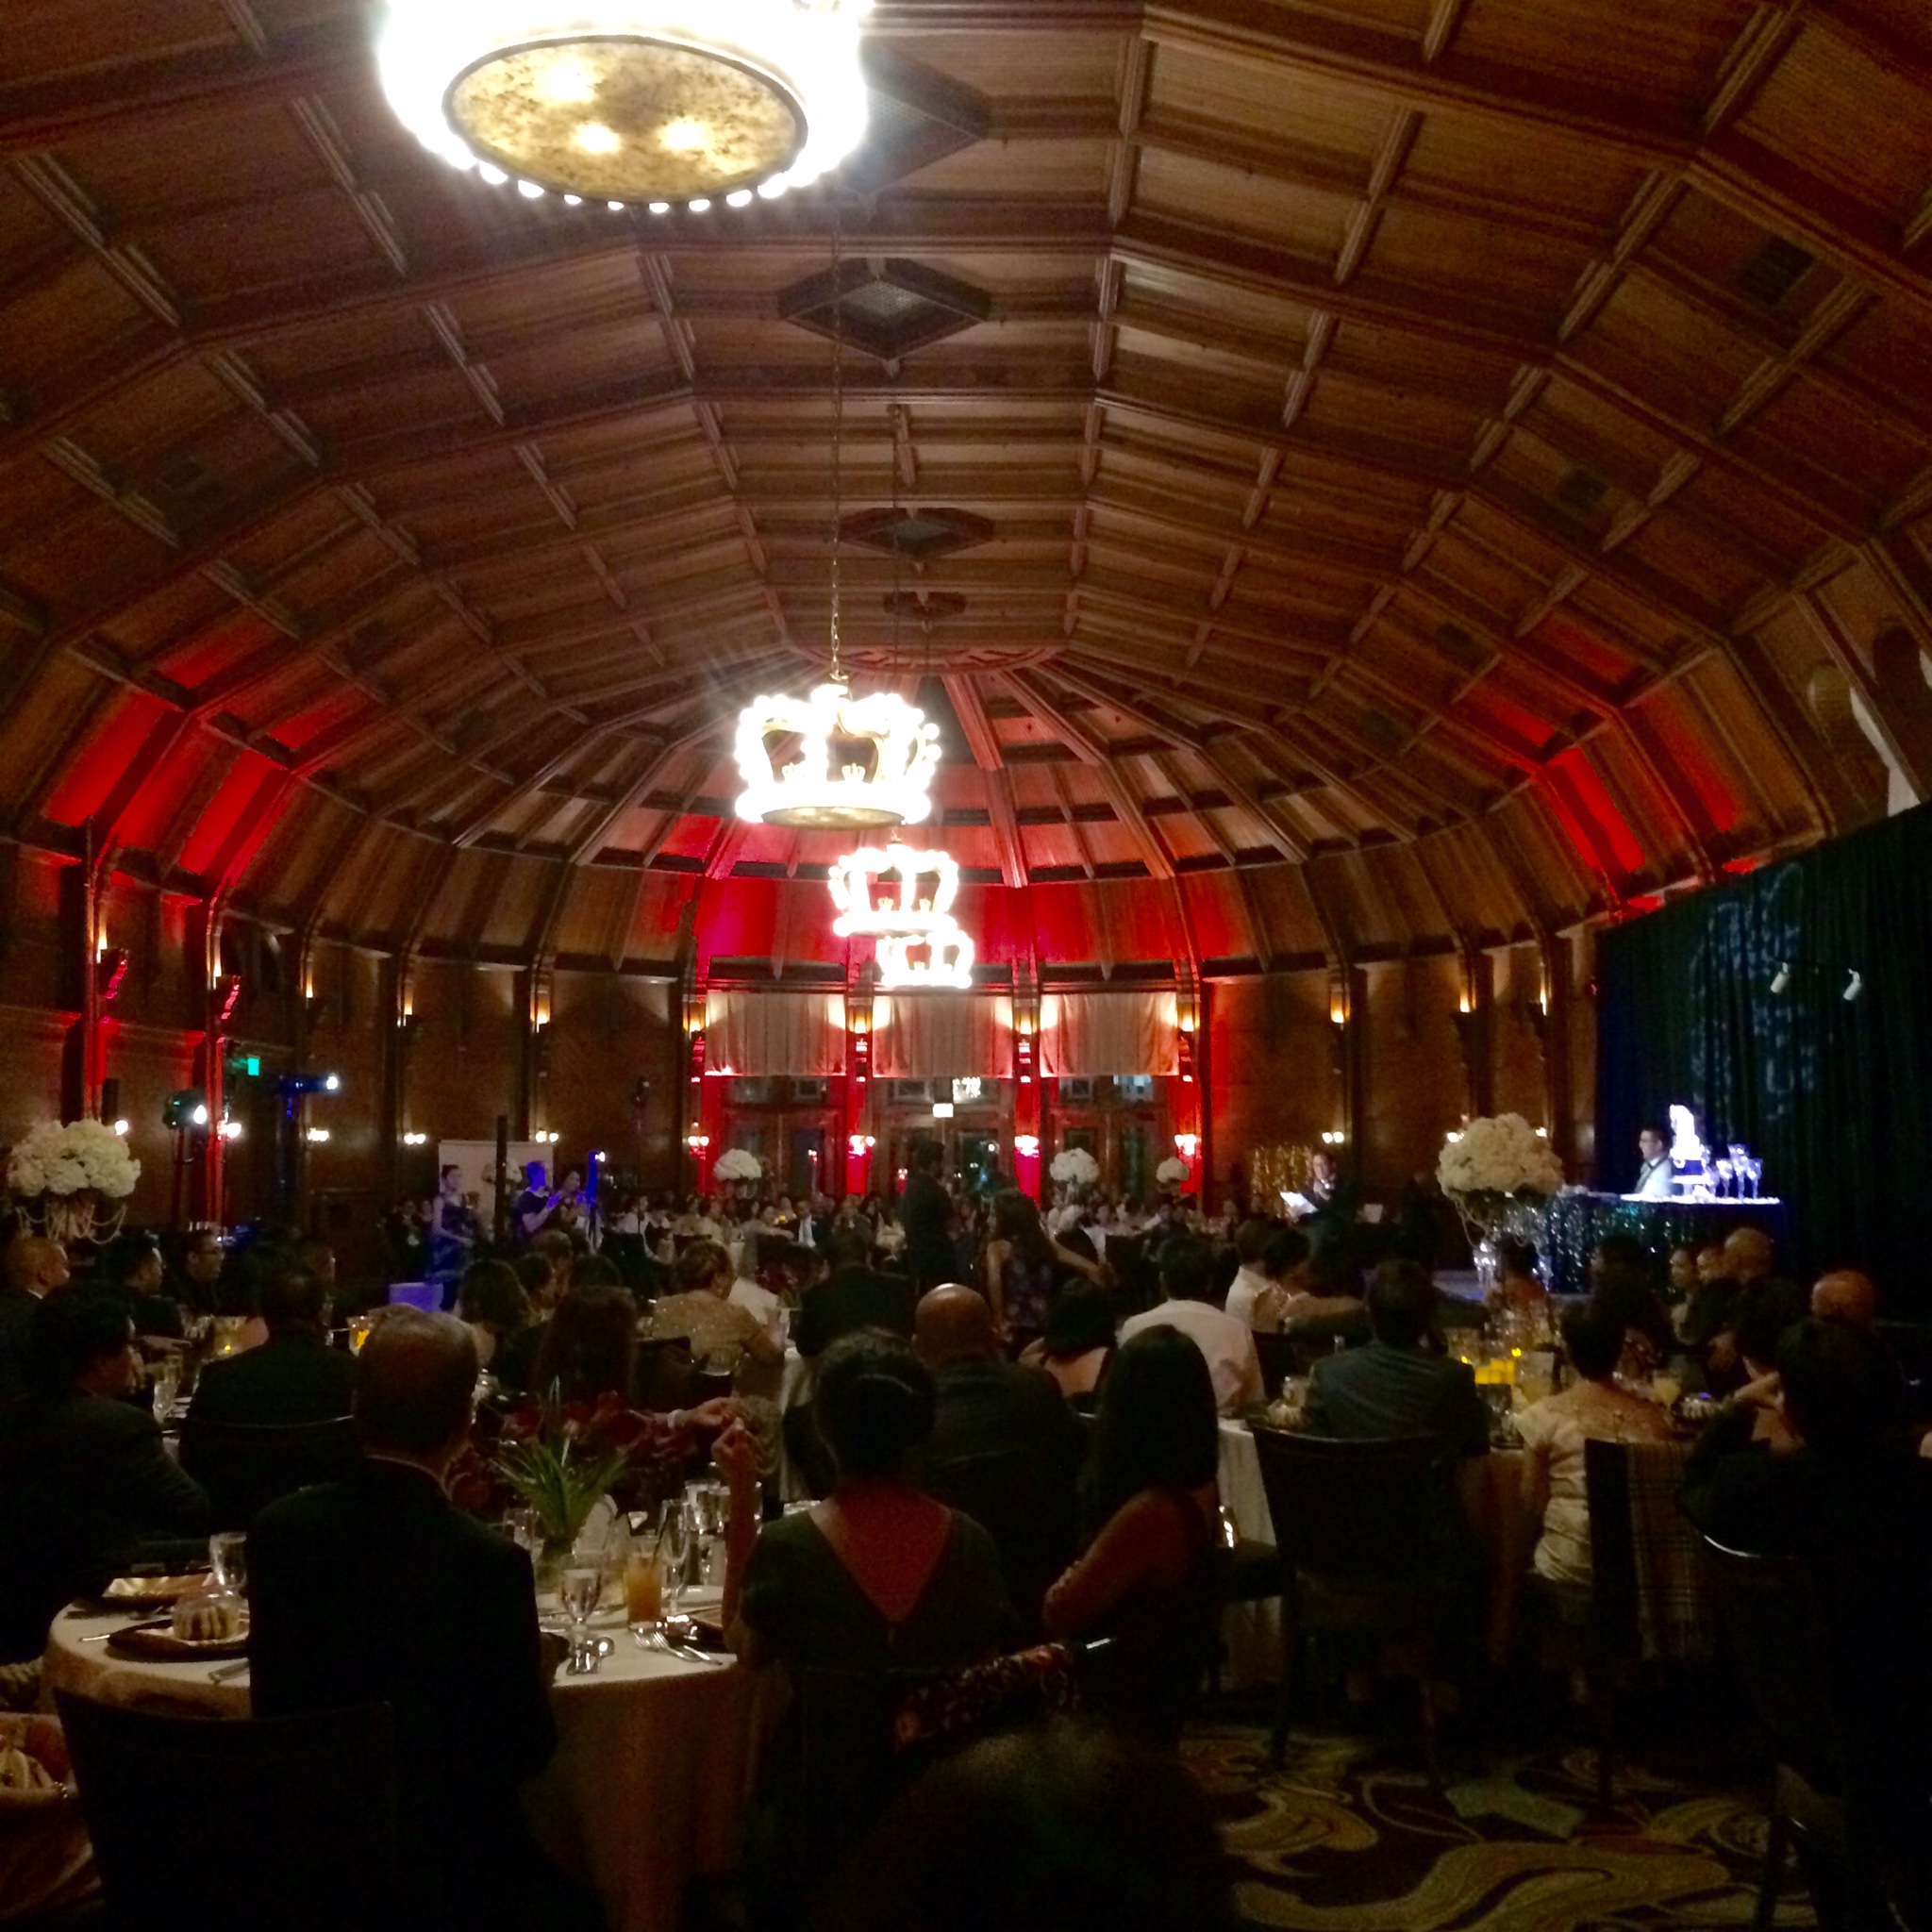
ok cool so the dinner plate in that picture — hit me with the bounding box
[97,1574,205,1610]
[106,1617,250,1663]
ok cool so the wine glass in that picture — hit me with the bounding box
[659,1501,692,1616]
[558,1563,605,1661]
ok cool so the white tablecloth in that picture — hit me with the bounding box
[1216,1420,1280,1687]
[43,1593,757,1932]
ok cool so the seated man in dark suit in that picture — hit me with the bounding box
[0,1233,69,1407]
[908,1285,1080,1637]
[250,1310,595,1932]
[0,1291,209,1660]
[794,1224,916,1358]
[1304,1259,1488,1457]
[186,1263,356,1427]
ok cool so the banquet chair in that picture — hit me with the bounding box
[54,1692,398,1932]
[175,1414,359,1530]
[1250,1429,1457,1776]
[1700,1537,1853,1932]
[632,1335,698,1411]
[1580,1437,1711,1802]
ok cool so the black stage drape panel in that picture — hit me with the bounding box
[1597,801,1932,1304]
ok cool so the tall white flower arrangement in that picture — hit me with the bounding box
[8,1120,141,1200]
[1436,1113,1563,1200]
[713,1149,763,1184]
[1049,1147,1100,1189]
[1154,1157,1189,1186]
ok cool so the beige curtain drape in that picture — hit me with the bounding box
[873,995,1011,1078]
[703,991,845,1075]
[1040,991,1177,1076]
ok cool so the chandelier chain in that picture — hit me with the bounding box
[828,193,844,685]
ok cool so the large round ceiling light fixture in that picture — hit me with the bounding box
[376,0,872,209]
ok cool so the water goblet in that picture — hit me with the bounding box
[208,1531,247,1595]
[151,1357,182,1426]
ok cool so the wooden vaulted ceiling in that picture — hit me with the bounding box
[3,0,1932,974]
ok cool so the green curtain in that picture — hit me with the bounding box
[1597,802,1932,1307]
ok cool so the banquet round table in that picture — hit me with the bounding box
[42,1592,758,1932]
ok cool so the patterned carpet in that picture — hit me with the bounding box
[1185,1704,1811,1931]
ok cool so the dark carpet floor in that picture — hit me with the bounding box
[1185,1700,1812,1930]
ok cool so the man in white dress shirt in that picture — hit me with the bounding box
[1634,1124,1676,1201]
[1224,1221,1308,1333]
[1119,1235,1264,1415]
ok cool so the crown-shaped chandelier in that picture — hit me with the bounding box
[828,843,958,934]
[736,685,940,828]
[376,0,871,212]
[828,845,974,989]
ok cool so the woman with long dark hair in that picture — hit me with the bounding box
[980,1190,1101,1349]
[1042,1325,1220,1744]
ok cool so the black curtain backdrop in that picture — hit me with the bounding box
[1597,801,1932,1307]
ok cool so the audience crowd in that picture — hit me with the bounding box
[1,1153,1927,1930]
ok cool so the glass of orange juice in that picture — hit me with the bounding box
[624,1543,664,1645]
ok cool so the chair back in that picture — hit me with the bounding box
[1701,1535,1843,1795]
[631,1335,697,1411]
[1255,1330,1297,1397]
[1249,1427,1443,1582]
[56,1692,398,1932]
[1584,1437,1714,1662]
[1281,1307,1372,1374]
[176,1415,359,1529]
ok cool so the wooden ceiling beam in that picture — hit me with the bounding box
[1110,212,1877,548]
[0,16,362,154]
[1009,669,1178,882]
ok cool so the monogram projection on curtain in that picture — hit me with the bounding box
[1596,803,1932,1304]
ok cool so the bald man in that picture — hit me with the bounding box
[0,1236,69,1406]
[1812,1270,1879,1328]
[909,1286,1081,1636]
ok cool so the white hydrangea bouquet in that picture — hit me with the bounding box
[712,1148,762,1184]
[1049,1147,1100,1190]
[8,1119,141,1246]
[1436,1112,1561,1274]
[1154,1156,1189,1187]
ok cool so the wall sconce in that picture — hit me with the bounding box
[931,1101,955,1120]
[220,1119,243,1141]
[94,947,130,1004]
[683,991,707,1034]
[686,1131,711,1153]
[402,1130,428,1145]
[1176,1032,1195,1086]
[1328,975,1349,1028]
[1173,1131,1199,1160]
[306,1127,330,1144]
[1321,1129,1345,1146]
[1174,989,1200,1036]
[1013,1134,1040,1159]
[847,1133,874,1158]
[111,1118,130,1137]
[532,994,552,1030]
